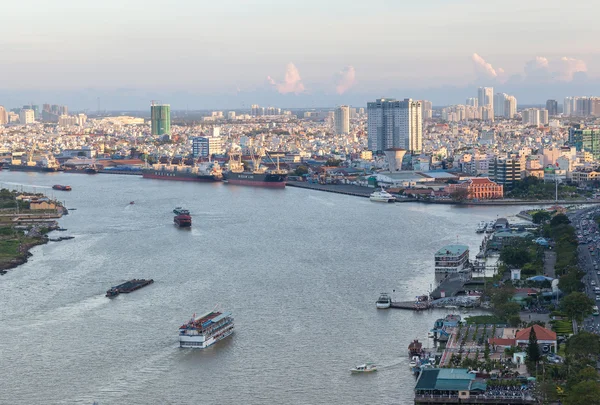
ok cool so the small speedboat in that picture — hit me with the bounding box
[129,201,135,205]
[351,363,377,373]
[376,293,392,309]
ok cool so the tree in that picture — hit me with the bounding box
[550,213,570,227]
[527,326,541,363]
[559,268,585,294]
[450,188,469,201]
[500,245,532,268]
[294,166,308,176]
[566,332,600,360]
[564,381,600,405]
[325,158,341,167]
[561,292,594,323]
[532,211,552,224]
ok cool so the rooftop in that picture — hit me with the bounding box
[415,368,476,391]
[435,244,469,257]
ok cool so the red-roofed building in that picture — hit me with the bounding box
[446,177,503,200]
[488,325,557,354]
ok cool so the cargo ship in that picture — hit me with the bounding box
[224,151,287,188]
[142,159,222,182]
[179,310,234,348]
[105,279,154,297]
[52,184,71,191]
[174,212,192,227]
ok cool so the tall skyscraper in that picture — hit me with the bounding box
[367,98,422,153]
[466,98,478,108]
[0,106,7,125]
[19,109,35,124]
[494,93,507,117]
[420,100,433,119]
[564,97,574,116]
[334,105,350,135]
[546,100,558,116]
[477,87,494,113]
[505,96,517,118]
[150,102,171,136]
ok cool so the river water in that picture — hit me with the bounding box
[0,172,532,405]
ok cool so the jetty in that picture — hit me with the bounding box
[106,279,154,297]
[390,300,431,310]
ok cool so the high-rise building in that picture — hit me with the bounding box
[42,104,68,122]
[334,105,350,135]
[150,102,171,136]
[546,100,558,116]
[564,97,575,116]
[569,126,600,160]
[192,136,223,157]
[539,109,549,125]
[493,93,507,117]
[77,113,87,126]
[19,109,35,124]
[505,95,517,118]
[522,108,548,126]
[58,115,77,126]
[0,106,7,125]
[367,98,422,153]
[420,100,432,120]
[466,98,478,108]
[477,87,494,113]
[227,111,236,119]
[489,158,521,189]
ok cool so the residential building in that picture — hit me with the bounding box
[0,106,7,125]
[420,100,433,119]
[58,115,77,126]
[150,102,171,136]
[334,105,350,135]
[571,169,600,185]
[522,108,548,126]
[465,97,478,108]
[227,111,236,119]
[367,98,422,153]
[489,157,521,189]
[546,99,558,116]
[19,109,35,124]
[569,126,600,159]
[505,95,517,118]
[477,87,493,113]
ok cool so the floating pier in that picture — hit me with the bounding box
[390,301,431,310]
[106,279,154,297]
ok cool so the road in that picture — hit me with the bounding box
[567,207,600,334]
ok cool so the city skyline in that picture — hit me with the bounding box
[1,0,600,109]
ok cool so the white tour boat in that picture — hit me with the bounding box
[179,310,234,349]
[376,293,392,309]
[369,188,396,203]
[476,221,486,233]
[350,363,378,373]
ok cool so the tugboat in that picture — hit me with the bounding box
[52,185,72,191]
[174,211,192,227]
[376,293,392,309]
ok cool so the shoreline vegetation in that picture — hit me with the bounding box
[0,188,64,274]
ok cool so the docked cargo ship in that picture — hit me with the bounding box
[142,160,222,182]
[10,148,61,172]
[224,151,287,188]
[179,310,234,348]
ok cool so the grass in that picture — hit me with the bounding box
[465,315,506,325]
[0,239,22,258]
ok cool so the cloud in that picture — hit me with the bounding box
[334,66,356,94]
[267,63,305,94]
[523,56,587,82]
[472,53,498,79]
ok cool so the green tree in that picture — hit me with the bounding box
[527,326,541,363]
[500,245,533,268]
[325,158,341,167]
[449,188,469,202]
[561,292,594,323]
[564,381,600,405]
[294,166,309,176]
[532,211,552,224]
[550,213,570,227]
[559,268,585,294]
[566,332,600,360]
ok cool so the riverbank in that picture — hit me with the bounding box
[286,181,600,206]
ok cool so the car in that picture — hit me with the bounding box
[596,296,600,301]
[592,281,597,286]
[597,271,600,275]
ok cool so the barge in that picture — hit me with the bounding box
[106,279,154,297]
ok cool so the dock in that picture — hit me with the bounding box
[106,279,154,297]
[286,181,418,202]
[390,301,431,310]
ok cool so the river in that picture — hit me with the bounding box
[0,172,533,404]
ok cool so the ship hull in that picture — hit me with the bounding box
[224,172,286,188]
[9,165,59,172]
[179,329,234,349]
[142,170,221,182]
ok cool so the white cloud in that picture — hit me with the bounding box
[334,66,356,94]
[267,63,305,94]
[472,53,498,78]
[523,56,586,82]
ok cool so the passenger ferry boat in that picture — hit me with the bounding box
[369,188,396,203]
[179,310,234,348]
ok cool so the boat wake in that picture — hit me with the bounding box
[0,181,52,189]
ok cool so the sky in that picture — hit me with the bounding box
[1,0,599,110]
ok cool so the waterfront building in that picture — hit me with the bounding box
[434,244,469,273]
[546,99,558,116]
[151,102,171,136]
[488,158,522,189]
[334,105,350,135]
[19,109,35,125]
[446,177,503,200]
[415,369,481,405]
[569,126,600,159]
[367,98,422,153]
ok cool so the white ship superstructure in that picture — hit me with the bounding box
[179,311,234,348]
